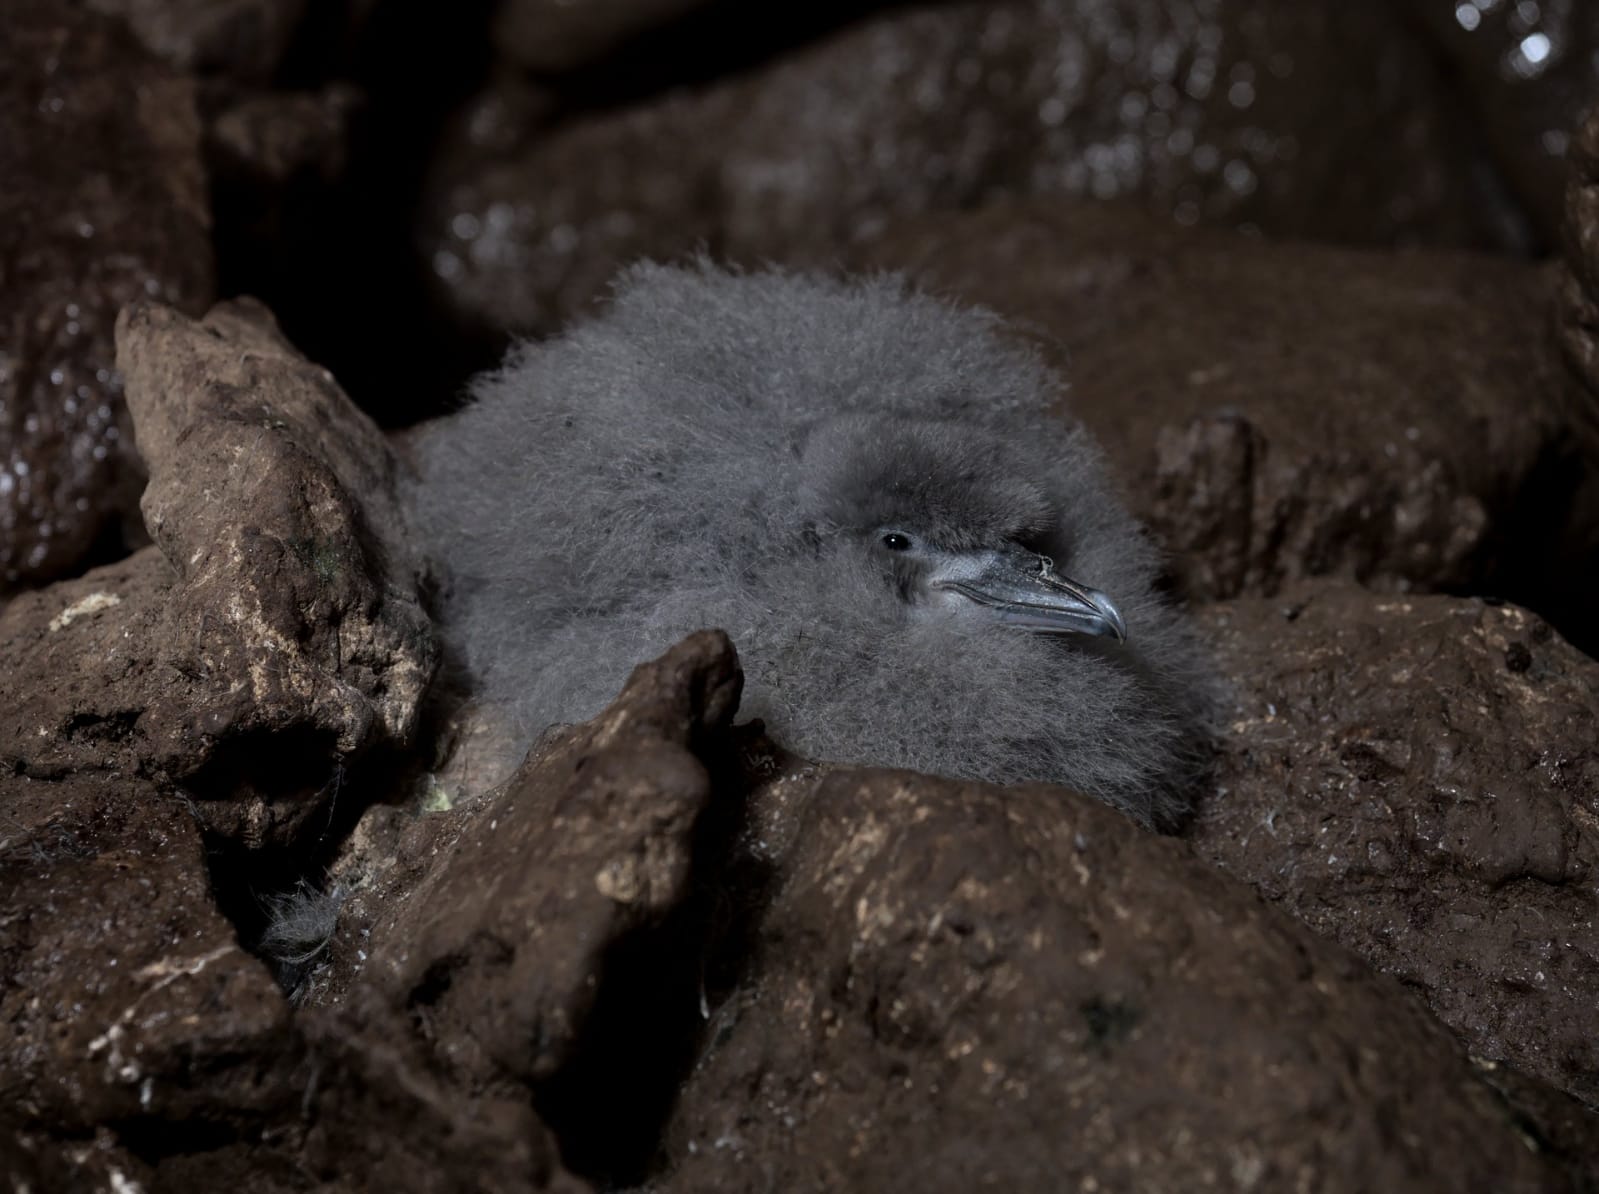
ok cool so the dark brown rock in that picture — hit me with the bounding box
[1558,105,1599,465]
[493,0,709,73]
[425,0,1512,336]
[1191,584,1599,1107]
[122,298,437,827]
[1403,0,1599,244]
[84,0,308,81]
[664,767,1577,1192]
[153,1004,583,1193]
[0,547,179,780]
[0,0,213,589]
[0,766,577,1191]
[2,1121,153,1193]
[264,632,743,1185]
[859,201,1565,601]
[0,299,437,848]
[331,630,741,1098]
[0,772,289,1130]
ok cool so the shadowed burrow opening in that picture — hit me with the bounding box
[192,729,413,996]
[1468,435,1599,658]
[183,725,350,806]
[105,1115,250,1173]
[69,509,154,590]
[205,0,935,434]
[210,0,504,428]
[201,829,346,1000]
[531,724,781,1188]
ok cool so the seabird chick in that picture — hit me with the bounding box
[409,262,1213,826]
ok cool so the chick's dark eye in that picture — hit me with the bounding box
[881,532,912,551]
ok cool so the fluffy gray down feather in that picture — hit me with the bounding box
[407,261,1214,826]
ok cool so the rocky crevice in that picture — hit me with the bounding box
[7,1,1599,1189]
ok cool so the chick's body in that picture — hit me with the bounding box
[410,263,1212,826]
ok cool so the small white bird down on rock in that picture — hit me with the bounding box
[408,261,1214,827]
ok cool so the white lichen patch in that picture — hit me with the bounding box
[47,590,121,632]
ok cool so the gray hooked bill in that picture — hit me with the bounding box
[931,546,1128,642]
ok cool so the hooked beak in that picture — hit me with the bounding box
[929,546,1128,642]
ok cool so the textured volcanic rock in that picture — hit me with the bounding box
[2,1120,152,1194]
[145,1005,582,1193]
[11,581,1588,1192]
[1403,0,1599,243]
[264,631,743,1185]
[859,201,1566,602]
[119,298,437,828]
[0,773,281,1132]
[0,299,436,848]
[83,0,308,80]
[0,289,580,1188]
[320,632,741,1083]
[662,766,1578,1193]
[493,0,710,73]
[424,0,1509,336]
[1192,584,1599,1107]
[0,0,213,590]
[0,772,576,1192]
[0,548,185,781]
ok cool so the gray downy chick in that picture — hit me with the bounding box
[408,262,1214,827]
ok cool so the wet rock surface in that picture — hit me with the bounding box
[425,0,1510,337]
[0,298,436,848]
[663,767,1578,1193]
[859,201,1569,603]
[0,0,214,590]
[1193,584,1599,1107]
